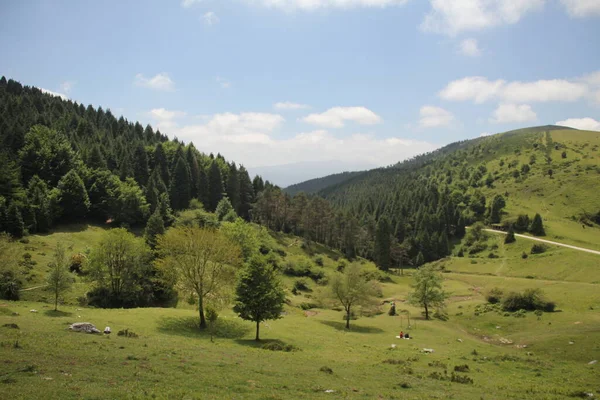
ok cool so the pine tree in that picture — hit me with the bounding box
[252,175,264,195]
[6,203,24,238]
[27,176,51,232]
[153,143,170,187]
[504,225,516,243]
[215,197,237,221]
[132,144,149,186]
[186,146,201,200]
[146,169,168,213]
[226,163,240,212]
[529,213,545,236]
[145,208,165,249]
[415,251,425,267]
[237,166,254,221]
[87,145,106,170]
[198,167,209,208]
[169,157,192,211]
[374,217,391,270]
[57,170,90,220]
[233,255,286,341]
[208,161,224,212]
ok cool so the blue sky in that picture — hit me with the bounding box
[1,0,599,182]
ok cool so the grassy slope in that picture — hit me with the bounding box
[2,225,600,399]
[476,129,600,250]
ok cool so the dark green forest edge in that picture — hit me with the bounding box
[2,75,600,307]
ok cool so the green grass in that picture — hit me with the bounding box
[2,225,600,399]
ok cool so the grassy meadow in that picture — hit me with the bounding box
[2,225,600,399]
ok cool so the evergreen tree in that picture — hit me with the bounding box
[504,225,516,244]
[119,152,134,181]
[87,145,106,170]
[132,144,149,186]
[6,203,24,238]
[153,143,170,187]
[186,146,201,200]
[27,176,51,232]
[529,213,545,236]
[252,175,264,195]
[208,161,224,212]
[233,255,286,341]
[415,251,425,267]
[226,163,240,212]
[57,170,90,220]
[169,157,192,211]
[374,217,391,270]
[145,208,165,249]
[146,169,168,213]
[215,197,237,222]
[237,166,254,221]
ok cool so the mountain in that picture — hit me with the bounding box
[249,160,375,188]
[312,125,600,250]
[283,170,365,196]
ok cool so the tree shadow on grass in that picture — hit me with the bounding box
[44,310,73,317]
[157,316,250,339]
[319,320,384,334]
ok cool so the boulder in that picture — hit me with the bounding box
[69,322,101,334]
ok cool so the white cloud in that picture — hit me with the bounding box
[274,101,310,110]
[181,0,203,8]
[419,106,455,127]
[202,11,220,25]
[490,103,537,123]
[302,106,382,128]
[40,88,68,100]
[421,0,545,36]
[440,75,589,104]
[134,73,175,91]
[555,117,600,131]
[60,81,75,94]
[216,77,231,89]
[560,0,600,17]
[439,76,505,103]
[145,109,436,169]
[243,0,409,12]
[459,38,481,57]
[480,132,492,137]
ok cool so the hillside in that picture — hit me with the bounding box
[284,170,365,196]
[308,126,600,250]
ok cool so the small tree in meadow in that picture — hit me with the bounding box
[47,242,73,311]
[504,225,516,244]
[233,255,286,341]
[529,213,545,236]
[408,265,447,320]
[328,263,379,329]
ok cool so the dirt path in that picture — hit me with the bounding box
[484,229,600,256]
[20,284,48,291]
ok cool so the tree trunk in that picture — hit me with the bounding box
[255,320,260,341]
[345,308,351,329]
[424,303,429,320]
[198,296,207,329]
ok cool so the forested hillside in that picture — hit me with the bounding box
[0,76,259,237]
[284,171,364,196]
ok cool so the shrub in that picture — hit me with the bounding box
[521,252,528,259]
[454,364,470,372]
[293,279,310,292]
[451,373,473,384]
[319,366,333,374]
[488,252,498,259]
[337,259,347,272]
[530,244,547,254]
[299,302,318,310]
[501,288,555,312]
[313,256,324,267]
[468,242,487,255]
[399,382,411,389]
[486,287,504,304]
[261,341,298,352]
[117,329,138,338]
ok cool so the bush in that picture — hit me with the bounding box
[468,242,487,255]
[454,364,470,372]
[501,289,555,312]
[486,287,504,304]
[261,341,298,352]
[521,252,528,259]
[337,259,347,272]
[488,252,498,259]
[299,302,318,310]
[0,271,21,301]
[293,279,310,292]
[530,244,547,254]
[451,372,473,384]
[313,256,324,267]
[117,329,138,338]
[319,366,333,374]
[282,259,325,281]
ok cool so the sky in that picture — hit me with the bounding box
[1,0,600,185]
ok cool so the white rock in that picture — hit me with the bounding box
[457,339,463,342]
[589,360,598,365]
[325,390,335,393]
[391,344,397,349]
[69,322,101,334]
[29,309,38,313]
[104,326,111,334]
[422,348,434,353]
